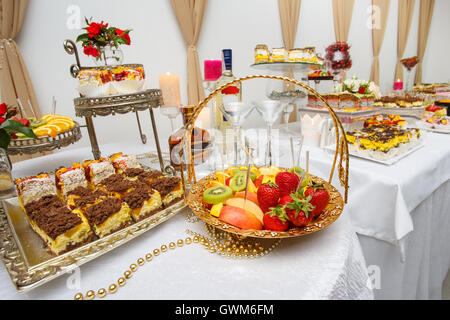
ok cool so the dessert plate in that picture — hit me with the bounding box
[187,171,344,239]
[325,142,424,165]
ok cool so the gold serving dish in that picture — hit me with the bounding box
[186,171,344,239]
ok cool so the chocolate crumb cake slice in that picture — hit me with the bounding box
[23,195,94,255]
[15,174,57,211]
[122,182,162,222]
[55,164,88,200]
[110,152,142,174]
[122,167,163,183]
[83,196,133,238]
[148,176,184,207]
[66,186,108,210]
[96,174,135,198]
[83,159,116,188]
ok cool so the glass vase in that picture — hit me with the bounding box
[0,149,15,200]
[93,44,124,66]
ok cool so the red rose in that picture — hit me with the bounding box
[358,87,366,94]
[0,117,5,126]
[115,28,131,45]
[83,44,100,57]
[0,103,7,117]
[87,22,101,36]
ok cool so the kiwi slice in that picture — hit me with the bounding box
[229,172,247,192]
[203,185,233,204]
[30,119,47,128]
[233,169,257,181]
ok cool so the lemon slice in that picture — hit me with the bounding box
[33,126,57,138]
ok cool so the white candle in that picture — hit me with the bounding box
[158,73,181,106]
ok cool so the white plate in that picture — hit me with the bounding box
[325,142,425,165]
[413,120,450,134]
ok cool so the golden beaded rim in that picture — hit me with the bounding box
[187,172,344,239]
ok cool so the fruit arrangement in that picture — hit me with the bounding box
[308,69,333,80]
[400,56,419,71]
[12,114,76,139]
[364,114,407,128]
[201,165,330,232]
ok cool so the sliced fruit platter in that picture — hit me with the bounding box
[12,114,77,139]
[187,165,344,238]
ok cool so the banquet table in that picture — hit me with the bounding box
[264,126,450,299]
[0,144,373,300]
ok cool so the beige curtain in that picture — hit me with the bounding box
[170,0,207,105]
[415,0,435,84]
[332,0,355,42]
[332,0,355,80]
[278,0,301,122]
[0,0,44,163]
[369,0,390,85]
[394,0,415,82]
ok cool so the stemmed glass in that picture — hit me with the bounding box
[253,100,284,166]
[159,106,181,132]
[265,80,299,135]
[216,102,253,166]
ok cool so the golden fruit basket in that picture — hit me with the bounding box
[183,75,349,239]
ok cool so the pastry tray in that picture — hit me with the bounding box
[325,142,424,165]
[0,161,186,292]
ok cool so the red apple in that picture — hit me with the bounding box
[219,206,263,230]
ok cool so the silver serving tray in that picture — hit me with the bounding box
[0,195,185,292]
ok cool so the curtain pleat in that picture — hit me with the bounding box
[170,0,207,105]
[278,0,301,122]
[415,0,435,84]
[395,0,415,82]
[369,0,390,85]
[0,0,44,162]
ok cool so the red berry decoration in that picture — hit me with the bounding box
[263,205,290,231]
[304,182,330,217]
[279,194,314,227]
[257,182,281,213]
[275,171,300,198]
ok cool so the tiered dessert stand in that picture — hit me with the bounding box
[64,40,172,174]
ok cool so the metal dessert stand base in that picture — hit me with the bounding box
[64,40,173,174]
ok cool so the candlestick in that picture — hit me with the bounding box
[204,60,222,81]
[394,79,403,91]
[158,73,181,107]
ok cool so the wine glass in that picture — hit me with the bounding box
[159,106,181,132]
[216,102,253,166]
[253,100,284,166]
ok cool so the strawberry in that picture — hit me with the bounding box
[304,182,330,217]
[279,194,314,227]
[257,182,280,213]
[253,175,264,188]
[225,177,232,186]
[263,205,290,231]
[275,171,300,198]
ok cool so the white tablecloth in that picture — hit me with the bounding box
[263,129,450,299]
[0,144,373,300]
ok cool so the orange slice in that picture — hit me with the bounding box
[48,119,74,131]
[33,126,57,138]
[41,114,74,122]
[214,171,230,184]
[41,124,62,134]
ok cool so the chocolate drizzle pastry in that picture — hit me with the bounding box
[85,197,122,226]
[148,177,181,197]
[24,195,82,240]
[122,183,155,209]
[99,174,134,193]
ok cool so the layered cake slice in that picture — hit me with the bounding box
[55,163,88,199]
[83,196,133,238]
[122,182,162,222]
[148,176,184,207]
[23,195,94,255]
[66,186,108,210]
[122,168,163,183]
[109,152,142,175]
[96,174,135,198]
[83,159,116,187]
[15,174,57,210]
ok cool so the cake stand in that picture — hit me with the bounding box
[64,40,173,174]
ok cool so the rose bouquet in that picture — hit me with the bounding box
[0,103,37,150]
[334,76,381,99]
[76,17,132,63]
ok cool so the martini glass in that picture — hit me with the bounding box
[253,100,284,165]
[216,102,254,166]
[265,80,298,135]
